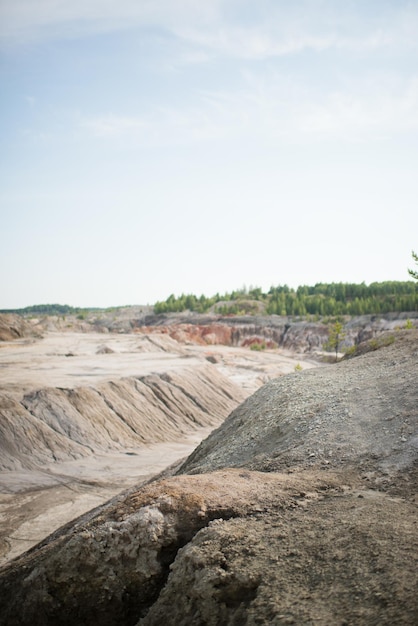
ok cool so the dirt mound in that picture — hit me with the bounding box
[179,330,418,477]
[0,314,41,342]
[0,332,417,625]
[0,364,245,471]
[134,333,186,353]
[96,344,115,354]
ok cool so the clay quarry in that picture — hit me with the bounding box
[0,311,417,625]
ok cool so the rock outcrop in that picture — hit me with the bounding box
[4,309,416,354]
[139,312,418,353]
[0,331,417,625]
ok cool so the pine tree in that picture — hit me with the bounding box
[408,251,418,281]
[325,321,346,362]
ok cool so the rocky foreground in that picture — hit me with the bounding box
[0,331,417,625]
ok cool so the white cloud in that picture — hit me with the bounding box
[0,0,222,45]
[297,78,418,139]
[1,0,417,60]
[77,74,418,150]
[172,26,336,60]
[79,105,230,145]
[172,5,418,62]
[9,2,417,149]
[80,114,148,138]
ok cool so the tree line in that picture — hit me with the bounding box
[153,281,417,317]
[2,279,416,319]
[0,304,77,316]
[0,304,102,316]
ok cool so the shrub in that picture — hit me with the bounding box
[250,341,266,351]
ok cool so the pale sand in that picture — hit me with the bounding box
[0,428,214,565]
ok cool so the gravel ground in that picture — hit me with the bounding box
[179,330,418,477]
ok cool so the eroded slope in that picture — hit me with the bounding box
[0,364,245,471]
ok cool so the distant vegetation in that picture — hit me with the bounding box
[0,304,101,316]
[0,304,75,316]
[154,282,417,316]
[2,281,416,319]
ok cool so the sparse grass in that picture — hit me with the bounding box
[369,335,395,350]
[343,333,395,359]
[344,345,358,357]
[250,341,266,351]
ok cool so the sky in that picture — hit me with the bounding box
[1,0,417,309]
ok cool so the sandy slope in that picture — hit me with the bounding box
[0,330,315,565]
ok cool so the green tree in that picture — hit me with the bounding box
[408,250,418,280]
[325,321,346,362]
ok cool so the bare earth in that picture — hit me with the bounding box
[0,331,316,565]
[0,329,417,624]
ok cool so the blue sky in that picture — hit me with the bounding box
[1,1,417,308]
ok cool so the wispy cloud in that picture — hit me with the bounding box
[77,73,418,149]
[296,78,418,139]
[0,0,222,45]
[7,1,418,150]
[80,114,148,139]
[205,74,418,141]
[1,0,417,60]
[172,26,336,60]
[79,106,230,146]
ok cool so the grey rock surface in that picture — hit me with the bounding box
[179,331,418,476]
